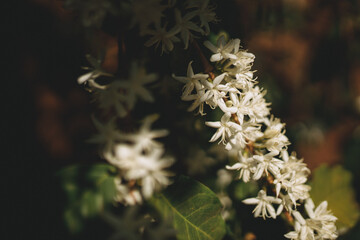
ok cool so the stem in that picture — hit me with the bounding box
[192,39,214,74]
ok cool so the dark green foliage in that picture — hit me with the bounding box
[150,176,226,240]
[58,164,117,233]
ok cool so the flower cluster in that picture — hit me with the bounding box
[98,115,174,205]
[175,36,338,239]
[132,0,217,53]
[78,59,174,205]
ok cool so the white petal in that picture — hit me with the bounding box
[209,129,224,142]
[253,204,262,218]
[276,204,283,216]
[266,204,277,219]
[213,73,227,86]
[210,53,222,62]
[242,198,259,205]
[77,72,93,84]
[314,201,327,215]
[292,211,306,225]
[205,121,221,128]
[226,163,242,170]
[275,183,281,197]
[203,40,218,53]
[284,231,298,239]
[253,165,264,180]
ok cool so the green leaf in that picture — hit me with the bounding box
[58,163,117,233]
[310,165,360,231]
[64,209,83,234]
[150,175,226,240]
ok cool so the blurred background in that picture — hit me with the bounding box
[6,0,360,239]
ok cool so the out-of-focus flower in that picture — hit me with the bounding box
[131,0,167,35]
[144,23,180,54]
[173,9,204,49]
[77,54,112,89]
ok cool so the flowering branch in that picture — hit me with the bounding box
[175,35,338,239]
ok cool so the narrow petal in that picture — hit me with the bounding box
[213,72,227,86]
[204,40,218,53]
[205,121,221,128]
[242,198,259,205]
[78,72,93,84]
[209,128,224,142]
[314,201,327,215]
[226,163,242,170]
[210,53,222,62]
[292,211,306,225]
[266,204,277,219]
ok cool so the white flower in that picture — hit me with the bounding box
[77,54,112,89]
[252,151,283,180]
[304,199,338,239]
[205,112,242,144]
[225,123,261,151]
[113,177,142,206]
[96,63,157,118]
[108,144,138,169]
[276,193,295,215]
[243,190,282,219]
[287,175,311,205]
[118,62,158,109]
[285,211,315,240]
[305,199,337,223]
[216,169,233,189]
[231,51,255,70]
[187,72,229,113]
[118,147,174,199]
[144,23,180,54]
[88,117,122,151]
[263,115,285,138]
[186,0,217,34]
[244,86,271,123]
[217,193,233,220]
[281,150,310,177]
[122,114,169,152]
[101,114,174,201]
[97,81,128,118]
[204,36,240,62]
[262,116,290,152]
[173,9,204,49]
[198,72,231,111]
[172,61,208,100]
[264,132,290,152]
[273,171,293,197]
[226,154,256,182]
[132,0,167,35]
[137,151,174,199]
[285,202,337,240]
[227,91,252,124]
[227,87,270,125]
